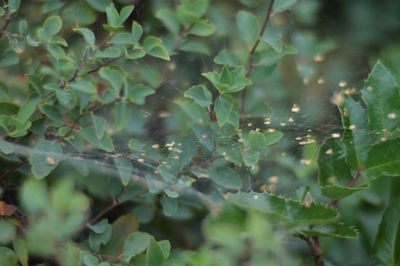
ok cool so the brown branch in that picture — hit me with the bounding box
[241,0,275,115]
[0,159,27,181]
[86,199,123,226]
[303,236,324,266]
[81,56,123,77]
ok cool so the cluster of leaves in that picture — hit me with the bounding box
[0,0,400,265]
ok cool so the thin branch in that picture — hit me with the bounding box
[0,159,27,181]
[303,236,324,266]
[328,168,362,208]
[81,56,123,77]
[241,0,275,115]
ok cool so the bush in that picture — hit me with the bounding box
[0,0,400,265]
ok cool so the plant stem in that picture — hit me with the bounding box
[303,236,324,266]
[0,0,10,39]
[240,0,275,115]
[329,168,362,208]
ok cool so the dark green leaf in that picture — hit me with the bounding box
[28,139,63,179]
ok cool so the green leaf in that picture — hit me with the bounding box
[85,0,111,12]
[244,130,283,150]
[99,67,125,94]
[361,61,400,136]
[202,66,251,94]
[318,138,365,198]
[95,47,121,58]
[0,139,14,154]
[146,238,166,266]
[253,44,297,67]
[20,179,48,213]
[43,15,63,36]
[113,157,133,185]
[13,237,28,266]
[73,28,96,46]
[87,219,109,234]
[339,94,372,169]
[273,0,298,15]
[81,126,114,152]
[156,9,180,35]
[8,0,21,14]
[131,21,143,43]
[160,196,178,216]
[298,223,359,238]
[189,123,214,151]
[188,20,215,36]
[126,83,155,105]
[228,192,338,224]
[105,3,120,27]
[208,166,242,189]
[176,99,209,123]
[91,114,107,140]
[118,5,134,24]
[260,27,283,52]
[28,139,63,179]
[213,49,240,66]
[373,196,400,265]
[101,214,139,256]
[214,95,238,127]
[184,85,212,108]
[364,137,400,179]
[114,101,131,131]
[143,37,170,61]
[180,41,210,55]
[111,32,136,45]
[0,51,19,67]
[123,231,151,261]
[0,247,17,266]
[235,11,260,49]
[69,79,97,94]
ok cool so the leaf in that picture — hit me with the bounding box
[184,85,212,108]
[85,0,111,12]
[317,138,363,198]
[118,5,134,24]
[235,11,260,49]
[8,0,21,14]
[272,0,298,15]
[228,191,338,224]
[213,49,240,66]
[176,99,209,123]
[99,67,125,94]
[13,237,28,266]
[202,66,251,94]
[361,61,400,136]
[91,114,107,140]
[87,219,109,234]
[260,27,282,52]
[73,28,95,46]
[80,126,114,152]
[339,94,372,169]
[188,20,215,36]
[20,179,48,213]
[253,44,297,67]
[28,139,63,179]
[69,79,97,94]
[131,21,143,43]
[0,139,14,154]
[95,47,121,58]
[43,15,63,36]
[0,51,19,67]
[123,231,151,261]
[101,214,139,256]
[160,196,178,216]
[373,196,400,265]
[214,95,239,128]
[156,9,180,35]
[126,83,155,105]
[180,41,211,55]
[143,36,170,61]
[0,247,17,266]
[208,166,242,189]
[146,238,166,266]
[111,32,136,45]
[298,223,359,238]
[113,157,133,185]
[105,3,120,27]
[189,123,214,151]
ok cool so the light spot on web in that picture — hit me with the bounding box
[325,149,333,155]
[269,176,279,184]
[152,144,160,149]
[331,93,344,106]
[366,86,373,92]
[338,81,347,87]
[349,124,356,130]
[300,159,312,165]
[313,54,325,62]
[253,194,259,199]
[291,104,300,113]
[388,113,396,119]
[331,133,341,138]
[317,77,325,85]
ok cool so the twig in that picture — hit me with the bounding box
[303,236,324,266]
[0,159,27,181]
[81,56,123,77]
[240,0,275,115]
[87,199,123,226]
